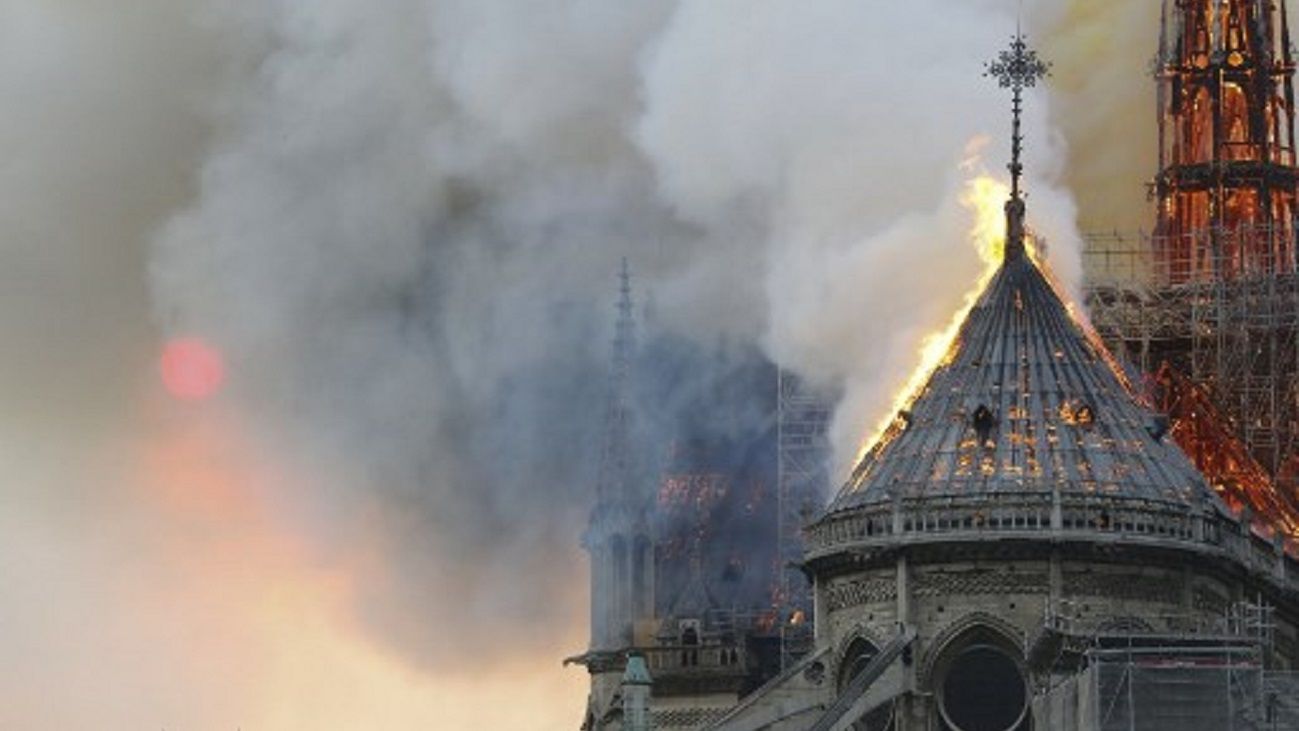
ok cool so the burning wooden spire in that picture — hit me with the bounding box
[1154,0,1299,284]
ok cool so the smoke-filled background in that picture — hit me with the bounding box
[0,1,1182,728]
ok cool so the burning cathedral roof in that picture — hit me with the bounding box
[802,33,1299,577]
[827,31,1226,519]
[829,238,1225,514]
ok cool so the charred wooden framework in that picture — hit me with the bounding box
[1156,0,1299,279]
[1087,1,1299,527]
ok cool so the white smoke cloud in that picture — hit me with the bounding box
[638,0,1082,470]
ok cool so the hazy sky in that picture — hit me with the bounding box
[0,1,1172,728]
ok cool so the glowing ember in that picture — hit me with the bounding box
[851,173,1010,471]
[160,337,226,402]
[1155,363,1299,540]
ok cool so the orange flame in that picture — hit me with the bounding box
[851,174,1011,472]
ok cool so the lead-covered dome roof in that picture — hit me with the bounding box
[829,252,1224,514]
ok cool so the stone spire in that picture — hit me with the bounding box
[585,260,653,651]
[597,258,636,503]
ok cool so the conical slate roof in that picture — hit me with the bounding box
[830,248,1224,513]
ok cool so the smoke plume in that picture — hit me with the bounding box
[1048,0,1163,232]
[0,1,1181,728]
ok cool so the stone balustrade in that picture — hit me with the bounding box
[642,643,748,676]
[805,492,1298,594]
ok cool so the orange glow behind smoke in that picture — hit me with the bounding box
[126,406,587,730]
[852,173,1011,468]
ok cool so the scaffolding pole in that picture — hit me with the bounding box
[775,369,832,668]
[1084,224,1299,512]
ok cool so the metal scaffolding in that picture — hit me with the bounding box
[1084,224,1299,513]
[775,369,831,667]
[1035,601,1299,730]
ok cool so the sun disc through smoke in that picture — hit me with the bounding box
[160,337,225,402]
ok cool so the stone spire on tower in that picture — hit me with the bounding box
[597,258,636,503]
[585,259,654,652]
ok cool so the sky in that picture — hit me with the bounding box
[0,1,1178,728]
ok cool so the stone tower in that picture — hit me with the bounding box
[579,261,657,730]
[586,260,655,651]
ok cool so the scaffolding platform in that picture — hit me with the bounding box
[1084,227,1299,527]
[1033,601,1297,730]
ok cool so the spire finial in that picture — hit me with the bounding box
[985,31,1050,201]
[615,257,634,373]
[599,259,636,502]
[985,29,1050,261]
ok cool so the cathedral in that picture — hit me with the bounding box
[569,3,1299,729]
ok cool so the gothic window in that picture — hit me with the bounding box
[1189,87,1214,164]
[838,638,879,692]
[680,625,700,667]
[839,638,894,730]
[1223,83,1252,160]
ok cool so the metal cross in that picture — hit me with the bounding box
[986,34,1050,91]
[985,33,1051,200]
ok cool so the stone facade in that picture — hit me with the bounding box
[805,544,1299,730]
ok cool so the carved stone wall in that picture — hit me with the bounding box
[914,569,1048,598]
[1192,585,1230,615]
[809,552,1298,731]
[824,578,896,612]
[1062,571,1183,605]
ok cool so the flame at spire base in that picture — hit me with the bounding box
[850,174,1013,475]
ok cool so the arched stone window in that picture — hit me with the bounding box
[838,637,880,692]
[837,637,894,730]
[929,624,1029,731]
[1222,83,1252,160]
[680,623,700,667]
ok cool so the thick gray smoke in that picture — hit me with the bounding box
[1048,0,1164,232]
[152,1,688,666]
[152,0,1085,663]
[637,0,1084,471]
[0,1,1155,728]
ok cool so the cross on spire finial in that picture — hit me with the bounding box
[984,31,1050,202]
[985,30,1050,262]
